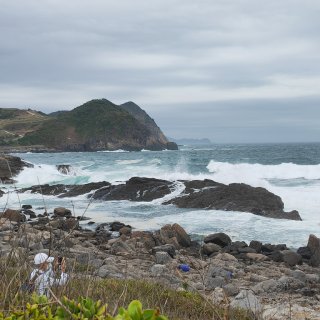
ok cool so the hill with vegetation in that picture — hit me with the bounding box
[0,99,177,151]
[0,108,50,146]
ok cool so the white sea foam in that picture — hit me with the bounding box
[207,161,320,186]
[97,149,129,153]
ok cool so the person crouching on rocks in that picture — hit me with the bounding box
[30,253,69,297]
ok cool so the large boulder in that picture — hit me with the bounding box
[0,155,33,183]
[92,177,174,201]
[1,209,26,223]
[53,207,72,217]
[230,290,262,314]
[307,234,320,267]
[152,244,176,258]
[204,233,232,247]
[159,224,191,248]
[281,250,302,266]
[167,182,302,221]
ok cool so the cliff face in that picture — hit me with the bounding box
[17,99,178,151]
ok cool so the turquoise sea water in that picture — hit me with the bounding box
[1,143,320,247]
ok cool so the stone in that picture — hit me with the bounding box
[63,218,79,231]
[119,226,132,236]
[171,223,191,247]
[249,240,262,252]
[53,207,72,217]
[92,177,173,202]
[223,283,240,297]
[0,155,33,181]
[245,253,268,262]
[252,279,279,294]
[159,224,191,248]
[238,247,256,254]
[204,232,232,247]
[281,250,302,266]
[305,273,320,283]
[97,265,122,278]
[214,253,238,262]
[202,243,221,255]
[278,276,304,291]
[22,209,37,219]
[22,204,32,209]
[1,209,26,223]
[211,287,225,304]
[230,290,262,314]
[297,246,312,260]
[56,164,74,175]
[207,266,232,279]
[0,218,16,231]
[152,244,176,258]
[307,234,320,267]
[168,182,302,220]
[288,270,307,283]
[110,240,133,255]
[110,221,126,231]
[150,264,167,277]
[205,276,226,290]
[155,251,172,265]
[88,259,104,269]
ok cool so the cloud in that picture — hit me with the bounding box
[0,0,320,142]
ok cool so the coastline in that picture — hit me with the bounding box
[0,215,320,319]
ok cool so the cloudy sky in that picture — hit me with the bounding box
[1,0,320,143]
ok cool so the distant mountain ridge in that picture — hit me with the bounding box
[0,99,178,152]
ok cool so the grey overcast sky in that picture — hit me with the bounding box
[1,0,320,143]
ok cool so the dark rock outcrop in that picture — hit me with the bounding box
[19,182,110,197]
[167,182,302,221]
[92,177,173,201]
[0,155,33,183]
[56,164,74,175]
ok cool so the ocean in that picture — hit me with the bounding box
[1,143,320,248]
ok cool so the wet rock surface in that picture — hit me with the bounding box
[19,181,110,197]
[92,177,174,201]
[167,182,302,220]
[0,154,33,183]
[14,177,302,221]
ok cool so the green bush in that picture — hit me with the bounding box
[0,295,168,320]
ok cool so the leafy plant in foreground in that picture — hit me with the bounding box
[0,295,168,320]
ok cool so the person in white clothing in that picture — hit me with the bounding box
[30,253,69,296]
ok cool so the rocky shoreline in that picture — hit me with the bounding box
[0,211,320,319]
[1,155,320,318]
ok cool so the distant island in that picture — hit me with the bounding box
[0,99,178,152]
[169,137,212,146]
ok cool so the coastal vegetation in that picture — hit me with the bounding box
[0,99,177,152]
